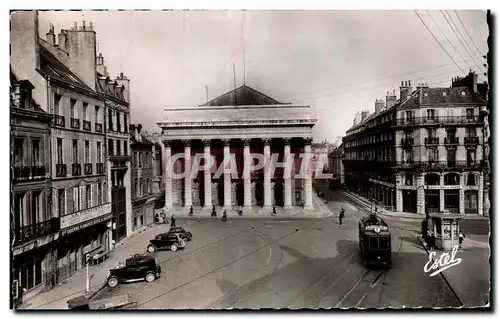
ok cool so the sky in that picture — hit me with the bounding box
[38,10,489,144]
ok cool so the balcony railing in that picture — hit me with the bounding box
[401,138,414,147]
[13,166,30,179]
[95,123,103,133]
[445,137,460,145]
[396,116,481,127]
[464,136,480,145]
[13,218,60,245]
[72,163,82,176]
[56,164,67,177]
[83,120,91,131]
[54,115,65,127]
[425,137,439,145]
[32,165,46,177]
[96,163,104,174]
[84,163,93,175]
[395,160,484,169]
[70,118,80,129]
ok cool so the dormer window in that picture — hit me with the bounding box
[20,89,32,109]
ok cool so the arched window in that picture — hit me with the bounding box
[425,173,440,185]
[444,173,460,185]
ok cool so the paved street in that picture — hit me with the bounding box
[86,190,487,309]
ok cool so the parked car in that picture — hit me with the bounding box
[147,232,186,253]
[106,255,161,288]
[168,227,193,241]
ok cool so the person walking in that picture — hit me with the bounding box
[459,230,466,249]
[222,210,227,221]
[170,214,176,228]
[189,205,193,216]
[238,206,243,216]
[212,205,217,217]
[339,206,345,225]
[428,230,435,251]
[272,206,276,216]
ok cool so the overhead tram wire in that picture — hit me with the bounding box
[251,56,479,100]
[440,10,485,75]
[454,10,485,58]
[414,10,466,75]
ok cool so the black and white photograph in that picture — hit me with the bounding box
[7,6,492,311]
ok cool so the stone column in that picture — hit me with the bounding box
[304,138,314,210]
[478,172,484,216]
[459,173,465,215]
[396,174,403,212]
[439,189,445,212]
[163,140,173,211]
[283,138,292,209]
[263,138,272,209]
[203,139,212,208]
[183,139,192,208]
[243,139,252,208]
[416,174,425,215]
[223,139,232,208]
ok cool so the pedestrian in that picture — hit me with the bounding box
[212,205,216,217]
[421,219,428,246]
[189,205,193,216]
[458,231,465,249]
[171,214,176,228]
[427,230,435,251]
[272,206,276,216]
[222,210,227,221]
[155,213,160,224]
[339,206,345,225]
[238,206,243,216]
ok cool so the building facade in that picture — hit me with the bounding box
[158,85,317,213]
[11,74,55,301]
[311,140,332,175]
[130,124,156,230]
[328,143,345,184]
[343,72,488,216]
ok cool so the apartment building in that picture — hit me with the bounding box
[11,72,55,301]
[130,124,156,230]
[343,71,488,216]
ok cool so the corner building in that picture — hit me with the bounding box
[158,85,318,214]
[343,72,488,216]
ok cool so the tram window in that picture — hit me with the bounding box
[379,237,389,249]
[369,237,379,249]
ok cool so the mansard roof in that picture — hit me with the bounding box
[201,84,283,106]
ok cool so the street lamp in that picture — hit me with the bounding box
[85,254,91,293]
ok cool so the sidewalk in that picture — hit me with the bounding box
[417,236,490,307]
[20,223,171,310]
[342,190,489,220]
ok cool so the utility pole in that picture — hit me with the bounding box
[205,85,209,103]
[233,63,237,106]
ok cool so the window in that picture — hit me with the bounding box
[134,178,139,197]
[142,178,146,195]
[467,150,476,165]
[95,105,100,123]
[444,173,460,185]
[97,142,102,163]
[31,140,40,166]
[54,94,62,115]
[86,185,92,208]
[425,174,440,185]
[108,139,114,156]
[83,102,88,121]
[464,191,478,213]
[116,140,121,156]
[427,148,438,162]
[108,109,113,131]
[18,257,42,291]
[447,128,456,139]
[124,114,128,132]
[57,189,65,216]
[19,89,32,108]
[116,112,121,132]
[405,174,413,186]
[84,141,90,163]
[57,138,63,164]
[124,141,128,156]
[427,109,435,119]
[97,183,102,205]
[146,178,150,193]
[427,128,437,138]
[139,152,143,167]
[73,187,79,212]
[404,150,413,163]
[31,191,41,225]
[466,108,474,119]
[72,140,79,163]
[467,174,477,186]
[14,138,24,165]
[70,99,76,118]
[447,149,456,166]
[466,127,477,137]
[405,110,413,121]
[14,193,26,228]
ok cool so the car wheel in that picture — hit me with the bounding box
[145,272,156,283]
[107,276,119,288]
[147,245,156,253]
[170,244,178,252]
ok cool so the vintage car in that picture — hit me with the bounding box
[168,227,193,241]
[147,232,186,253]
[106,255,161,288]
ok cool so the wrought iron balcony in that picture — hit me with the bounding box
[70,118,80,129]
[444,137,459,145]
[56,163,67,177]
[95,123,103,133]
[31,165,46,177]
[96,162,104,174]
[13,166,30,179]
[425,137,439,146]
[72,163,82,176]
[395,160,484,170]
[54,115,65,127]
[13,218,60,245]
[396,116,482,127]
[83,120,91,131]
[84,163,93,175]
[400,138,414,147]
[464,136,480,145]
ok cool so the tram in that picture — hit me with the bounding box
[358,213,392,269]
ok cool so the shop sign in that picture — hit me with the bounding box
[60,203,111,229]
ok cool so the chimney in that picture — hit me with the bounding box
[416,82,429,105]
[355,111,362,125]
[361,110,370,121]
[399,80,413,102]
[374,98,385,114]
[385,89,397,109]
[57,30,67,51]
[66,21,97,89]
[96,53,108,76]
[46,24,55,44]
[115,72,130,103]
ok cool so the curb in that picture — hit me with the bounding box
[416,236,464,307]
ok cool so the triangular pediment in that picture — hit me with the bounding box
[201,84,283,106]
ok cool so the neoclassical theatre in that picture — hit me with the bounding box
[157,85,318,214]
